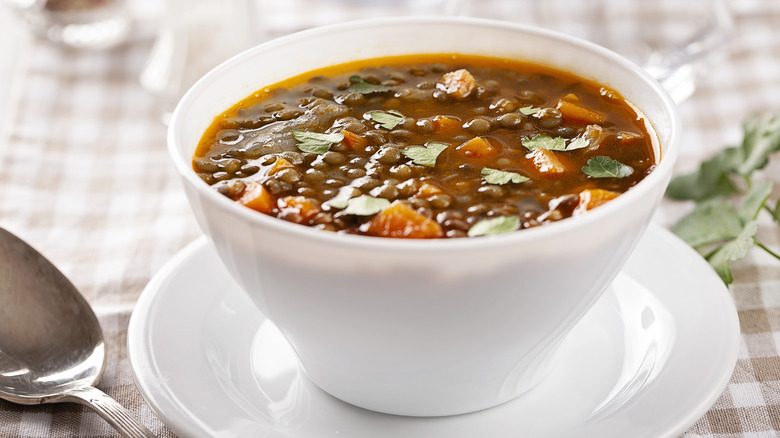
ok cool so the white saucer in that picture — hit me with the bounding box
[128,224,739,438]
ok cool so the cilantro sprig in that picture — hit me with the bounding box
[667,115,780,285]
[348,76,393,94]
[402,142,449,167]
[521,134,590,152]
[369,110,404,130]
[468,216,520,237]
[481,167,529,185]
[291,130,344,154]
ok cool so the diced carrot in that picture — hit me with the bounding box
[268,157,295,175]
[278,196,321,222]
[362,201,443,239]
[455,136,500,159]
[432,115,462,133]
[560,93,581,103]
[417,181,445,198]
[439,69,476,99]
[341,130,368,151]
[556,99,605,124]
[238,181,275,214]
[527,148,566,175]
[575,189,620,214]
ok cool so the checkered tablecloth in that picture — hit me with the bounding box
[1,1,780,437]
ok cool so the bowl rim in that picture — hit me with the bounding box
[168,16,681,253]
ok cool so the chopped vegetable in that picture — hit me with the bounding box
[456,137,499,158]
[556,99,606,124]
[528,148,566,175]
[575,189,619,213]
[239,181,274,214]
[439,69,476,99]
[362,201,443,238]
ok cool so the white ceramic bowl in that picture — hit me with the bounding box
[168,17,680,417]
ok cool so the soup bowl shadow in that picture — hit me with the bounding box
[167,17,680,417]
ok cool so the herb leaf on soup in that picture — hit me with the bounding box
[522,135,566,151]
[468,216,520,237]
[519,106,542,115]
[582,156,634,178]
[348,76,393,94]
[566,137,591,151]
[369,110,405,130]
[292,130,344,154]
[402,142,448,167]
[482,167,529,185]
[343,195,390,216]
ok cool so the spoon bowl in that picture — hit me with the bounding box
[0,227,155,438]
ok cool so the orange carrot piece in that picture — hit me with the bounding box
[268,157,295,175]
[527,148,566,175]
[439,68,476,99]
[362,201,443,239]
[239,181,275,214]
[455,136,500,158]
[576,189,620,213]
[433,115,462,134]
[417,181,445,198]
[556,99,605,124]
[278,196,321,222]
[341,130,368,151]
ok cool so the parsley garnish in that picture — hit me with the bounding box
[522,135,566,151]
[519,106,542,115]
[481,167,529,185]
[582,156,634,178]
[343,195,390,216]
[401,142,448,167]
[667,115,780,285]
[369,110,404,130]
[521,134,589,152]
[468,216,520,237]
[291,130,344,154]
[348,76,393,94]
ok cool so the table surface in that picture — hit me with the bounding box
[1,1,780,437]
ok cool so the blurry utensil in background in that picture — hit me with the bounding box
[3,0,129,49]
[448,0,734,102]
[0,227,156,438]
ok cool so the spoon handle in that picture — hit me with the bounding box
[62,386,156,438]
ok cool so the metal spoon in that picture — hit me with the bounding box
[0,227,155,438]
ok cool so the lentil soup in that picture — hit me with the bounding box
[193,54,657,239]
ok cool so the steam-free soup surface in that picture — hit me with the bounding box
[193,54,657,238]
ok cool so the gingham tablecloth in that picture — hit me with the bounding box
[1,3,780,437]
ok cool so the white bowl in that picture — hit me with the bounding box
[168,17,680,417]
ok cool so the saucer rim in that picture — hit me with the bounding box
[127,224,739,438]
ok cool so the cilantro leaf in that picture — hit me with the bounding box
[672,199,744,248]
[738,181,773,222]
[566,137,590,151]
[519,106,541,115]
[343,195,390,216]
[772,201,780,224]
[369,110,404,130]
[521,134,590,152]
[467,216,520,237]
[522,135,566,151]
[707,220,758,284]
[735,115,780,175]
[582,156,634,178]
[665,149,739,200]
[323,186,356,210]
[481,167,529,185]
[291,130,344,154]
[348,76,393,94]
[401,142,448,167]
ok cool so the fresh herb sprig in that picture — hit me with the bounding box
[667,115,780,285]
